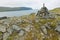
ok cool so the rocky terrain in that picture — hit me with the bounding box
[0,13,60,40]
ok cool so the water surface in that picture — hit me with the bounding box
[0,10,38,17]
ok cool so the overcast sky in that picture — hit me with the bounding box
[0,0,60,9]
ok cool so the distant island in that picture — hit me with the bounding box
[0,7,32,12]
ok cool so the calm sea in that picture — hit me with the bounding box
[0,10,38,17]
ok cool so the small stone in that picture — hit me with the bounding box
[18,29,25,36]
[40,26,47,35]
[55,26,60,32]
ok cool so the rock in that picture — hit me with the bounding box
[7,27,13,34]
[0,16,7,20]
[0,25,6,32]
[35,18,39,22]
[12,25,21,31]
[55,22,60,33]
[40,26,47,35]
[3,21,10,26]
[44,23,51,29]
[3,32,10,40]
[24,25,33,32]
[18,29,25,36]
[55,26,60,32]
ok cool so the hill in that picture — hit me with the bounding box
[0,7,32,12]
[50,8,60,14]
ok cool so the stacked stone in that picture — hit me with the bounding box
[36,3,49,18]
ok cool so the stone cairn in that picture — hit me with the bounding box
[36,3,50,18]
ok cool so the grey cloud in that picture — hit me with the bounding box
[0,0,59,9]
